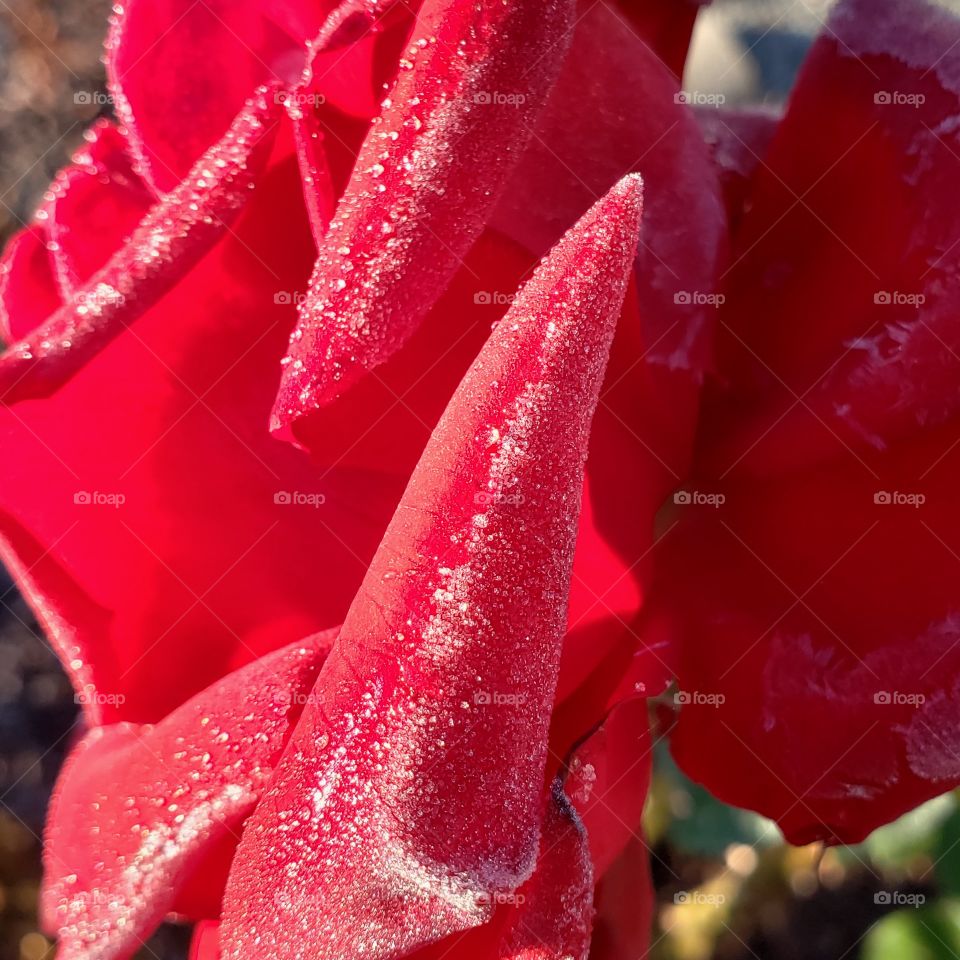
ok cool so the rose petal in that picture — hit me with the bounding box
[589,836,654,960]
[0,117,397,724]
[0,89,284,404]
[270,0,576,436]
[702,0,960,478]
[498,785,594,960]
[220,176,644,960]
[696,105,781,234]
[0,224,61,342]
[189,921,221,960]
[105,0,326,192]
[492,0,727,376]
[42,629,336,960]
[39,120,154,296]
[566,697,652,878]
[614,0,709,77]
[664,420,960,843]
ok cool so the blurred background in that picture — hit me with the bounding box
[2,0,960,958]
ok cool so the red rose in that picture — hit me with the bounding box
[3,0,958,957]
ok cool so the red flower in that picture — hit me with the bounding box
[4,0,958,956]
[0,0,716,956]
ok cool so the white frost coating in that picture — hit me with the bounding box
[830,0,960,98]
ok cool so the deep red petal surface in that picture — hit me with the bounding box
[105,0,326,192]
[664,0,960,844]
[220,177,643,960]
[270,0,575,434]
[0,91,283,404]
[42,630,336,960]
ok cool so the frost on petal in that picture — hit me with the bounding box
[270,0,576,438]
[0,223,62,343]
[105,0,328,192]
[0,90,284,404]
[497,785,593,960]
[696,105,781,234]
[220,176,644,960]
[702,0,960,478]
[0,110,396,725]
[38,121,154,297]
[492,0,726,376]
[663,422,960,843]
[42,630,336,960]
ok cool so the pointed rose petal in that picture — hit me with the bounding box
[270,0,575,437]
[42,629,336,960]
[105,0,325,192]
[0,223,61,342]
[220,175,644,960]
[492,0,726,376]
[0,90,283,404]
[39,121,154,296]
